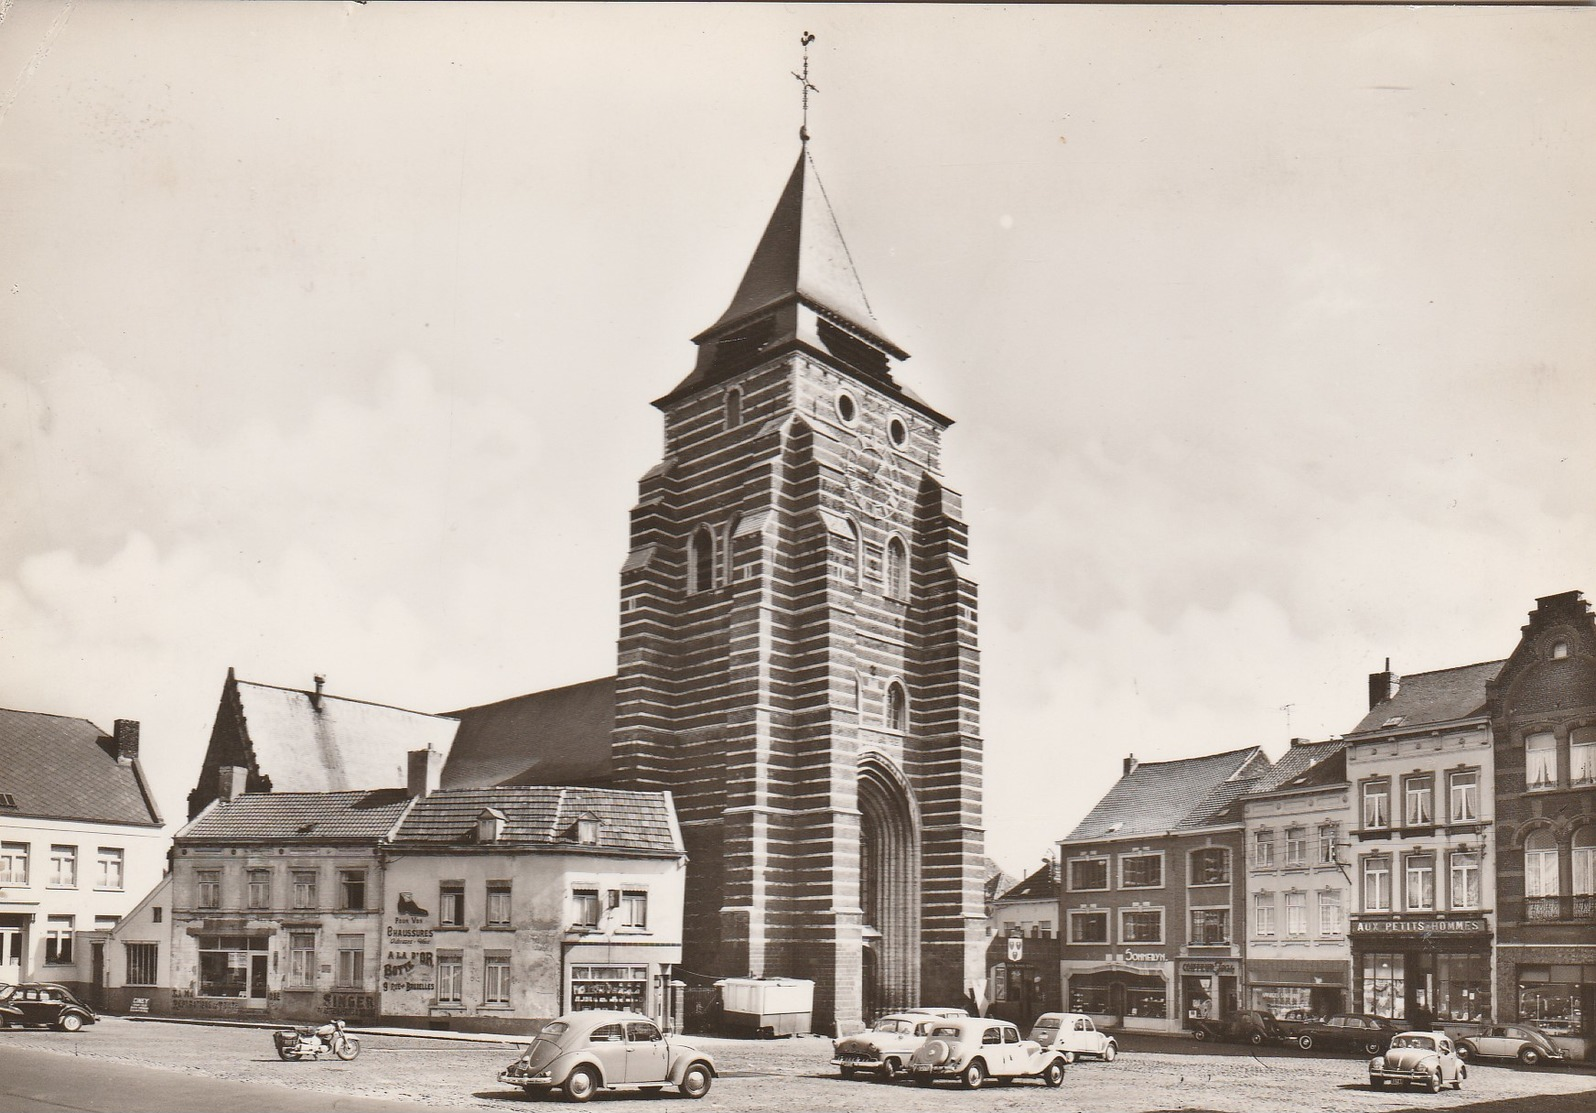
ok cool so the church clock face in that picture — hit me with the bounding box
[844,438,901,517]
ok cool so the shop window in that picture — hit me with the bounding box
[1362,781,1389,829]
[1572,728,1596,786]
[336,935,365,989]
[1318,824,1339,865]
[1068,910,1108,943]
[1119,853,1163,889]
[1317,889,1343,935]
[1070,972,1166,1019]
[1120,908,1163,944]
[1404,854,1436,911]
[1573,828,1596,897]
[1251,985,1317,1019]
[1254,893,1276,936]
[49,844,77,887]
[247,869,271,909]
[1525,732,1557,790]
[1189,847,1230,885]
[570,965,648,1011]
[1126,985,1168,1019]
[572,888,601,928]
[1068,857,1108,891]
[1253,829,1275,869]
[1362,953,1406,1020]
[1403,776,1434,826]
[1435,954,1489,1023]
[486,882,512,927]
[1362,857,1392,912]
[44,915,74,964]
[95,847,124,890]
[1189,908,1229,945]
[437,953,463,1005]
[340,870,367,911]
[620,890,648,929]
[1517,969,1583,1037]
[1524,830,1560,897]
[1285,892,1307,936]
[196,869,221,910]
[292,869,318,909]
[289,931,316,987]
[125,942,158,986]
[439,882,466,927]
[484,954,511,1006]
[1449,851,1481,909]
[198,934,268,998]
[1284,829,1306,867]
[0,841,28,884]
[1449,771,1479,822]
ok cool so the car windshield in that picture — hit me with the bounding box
[873,1019,906,1033]
[1390,1035,1436,1051]
[1033,1018,1062,1030]
[931,1025,962,1038]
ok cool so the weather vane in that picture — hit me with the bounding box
[792,32,817,142]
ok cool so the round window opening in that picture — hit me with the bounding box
[836,392,857,424]
[888,416,908,447]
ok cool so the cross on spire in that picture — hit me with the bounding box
[792,31,817,143]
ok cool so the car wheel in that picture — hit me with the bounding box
[1519,1047,1541,1067]
[1297,1034,1314,1051]
[58,1013,83,1033]
[1103,1041,1117,1063]
[1193,1027,1209,1041]
[1363,1041,1382,1057]
[1426,1070,1442,1094]
[1043,1060,1065,1088]
[960,1060,986,1090]
[564,1066,599,1103]
[678,1061,712,1100]
[881,1058,902,1082]
[1249,1031,1264,1046]
[1456,1043,1472,1062]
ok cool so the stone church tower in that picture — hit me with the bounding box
[611,143,986,1034]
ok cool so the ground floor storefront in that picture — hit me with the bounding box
[1177,958,1242,1030]
[1061,958,1177,1032]
[1349,914,1492,1025]
[1496,944,1596,1063]
[1245,959,1348,1020]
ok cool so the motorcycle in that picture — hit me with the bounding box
[273,1018,361,1061]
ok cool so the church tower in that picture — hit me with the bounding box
[612,142,985,1034]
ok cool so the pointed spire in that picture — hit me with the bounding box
[697,146,903,357]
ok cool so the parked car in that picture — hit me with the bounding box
[1190,1009,1283,1047]
[1028,1012,1119,1061]
[1455,1023,1568,1067]
[1368,1031,1466,1092]
[0,983,97,1031]
[900,1007,969,1018]
[497,1010,715,1102]
[832,1012,944,1080]
[1287,1012,1400,1054]
[906,1017,1067,1090]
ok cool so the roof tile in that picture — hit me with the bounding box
[0,707,161,827]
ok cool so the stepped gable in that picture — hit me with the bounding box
[390,786,680,856]
[0,706,161,827]
[1066,747,1269,841]
[1348,660,1504,735]
[440,677,617,789]
[177,789,413,843]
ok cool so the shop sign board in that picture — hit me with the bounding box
[1122,950,1166,964]
[1178,960,1238,977]
[1351,917,1488,935]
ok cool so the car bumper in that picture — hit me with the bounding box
[499,1071,553,1088]
[1370,1069,1431,1082]
[832,1056,887,1070]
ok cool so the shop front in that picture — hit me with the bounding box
[1063,956,1174,1032]
[1497,948,1596,1061]
[1178,958,1240,1029]
[1349,914,1491,1025]
[1245,959,1348,1020]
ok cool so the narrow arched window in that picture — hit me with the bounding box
[724,388,742,428]
[723,514,741,584]
[846,519,864,587]
[1574,828,1596,897]
[884,536,908,599]
[1524,829,1560,898]
[885,682,907,733]
[689,525,715,594]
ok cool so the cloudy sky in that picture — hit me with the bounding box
[2,2,1593,875]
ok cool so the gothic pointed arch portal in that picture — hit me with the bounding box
[858,753,920,1016]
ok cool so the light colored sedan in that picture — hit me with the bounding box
[1368,1032,1466,1093]
[832,1012,943,1080]
[1456,1023,1568,1066]
[498,1010,715,1102]
[907,1017,1067,1090]
[1028,1012,1119,1062]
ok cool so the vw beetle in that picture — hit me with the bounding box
[498,1010,715,1102]
[1368,1031,1466,1093]
[907,1017,1067,1089]
[832,1011,943,1080]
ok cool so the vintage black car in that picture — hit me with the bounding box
[0,983,98,1031]
[1191,1009,1285,1047]
[1285,1012,1400,1054]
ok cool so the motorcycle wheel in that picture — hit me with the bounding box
[277,1043,297,1062]
[335,1036,360,1061]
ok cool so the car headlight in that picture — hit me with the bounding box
[1370,1057,1384,1069]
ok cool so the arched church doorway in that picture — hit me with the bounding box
[858,756,920,1015]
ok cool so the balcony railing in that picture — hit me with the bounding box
[1522,896,1596,922]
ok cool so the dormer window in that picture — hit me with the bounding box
[476,808,507,843]
[576,814,601,846]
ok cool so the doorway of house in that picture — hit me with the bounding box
[0,922,23,985]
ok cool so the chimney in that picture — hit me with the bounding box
[1368,658,1400,709]
[113,719,140,764]
[407,746,444,798]
[311,673,326,711]
[217,765,249,802]
[1123,753,1139,777]
[1290,737,1309,747]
